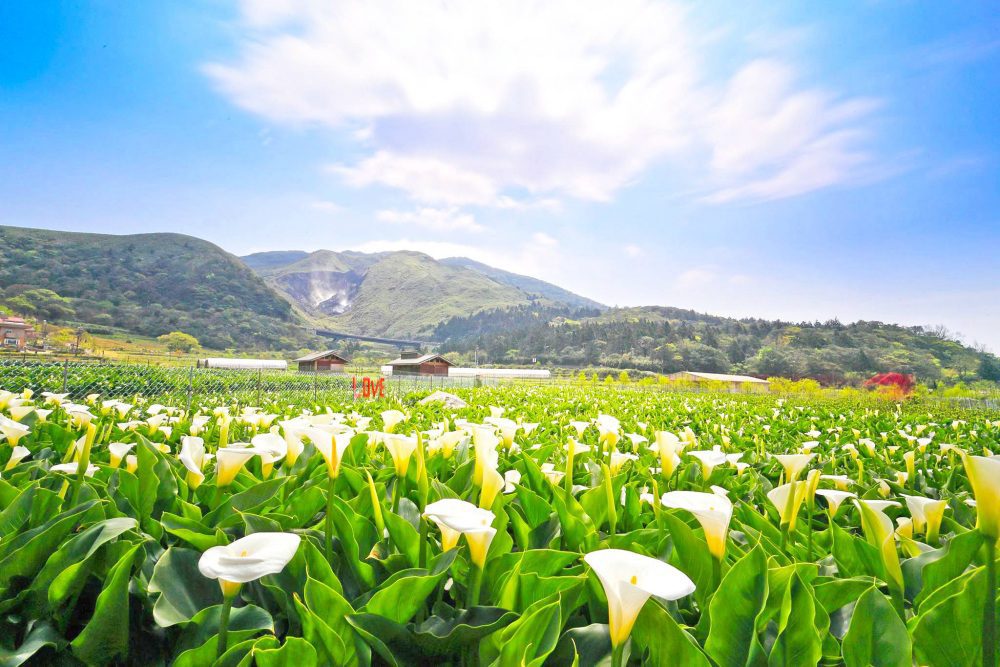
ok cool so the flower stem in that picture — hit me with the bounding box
[611,642,625,667]
[216,595,234,659]
[984,537,996,667]
[711,556,722,592]
[469,565,483,607]
[325,475,336,564]
[806,502,814,562]
[391,476,402,515]
[418,516,429,569]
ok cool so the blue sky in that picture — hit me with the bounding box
[2,1,998,351]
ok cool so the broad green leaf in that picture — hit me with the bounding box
[0,622,64,667]
[912,565,992,667]
[910,529,984,610]
[0,500,100,601]
[706,545,767,667]
[841,587,910,667]
[768,572,822,667]
[42,517,139,612]
[364,570,446,623]
[253,636,318,666]
[148,547,223,626]
[70,542,143,665]
[174,603,273,655]
[632,600,712,667]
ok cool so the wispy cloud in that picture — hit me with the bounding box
[207,0,884,212]
[375,207,485,233]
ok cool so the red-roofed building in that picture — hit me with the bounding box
[1,317,34,351]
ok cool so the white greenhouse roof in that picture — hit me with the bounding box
[449,367,551,378]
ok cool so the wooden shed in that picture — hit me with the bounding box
[386,350,453,376]
[295,350,349,373]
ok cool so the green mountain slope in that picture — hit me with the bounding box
[440,257,604,309]
[0,225,311,349]
[243,248,591,338]
[437,304,1000,385]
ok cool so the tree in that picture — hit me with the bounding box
[979,354,1000,383]
[158,331,200,353]
[4,288,76,320]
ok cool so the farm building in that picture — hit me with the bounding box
[384,350,454,376]
[295,350,349,373]
[667,371,770,392]
[1,317,34,351]
[449,367,551,380]
[197,358,288,370]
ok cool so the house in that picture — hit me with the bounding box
[385,350,454,376]
[295,350,349,373]
[1,317,33,351]
[667,371,770,392]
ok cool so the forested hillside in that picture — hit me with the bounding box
[0,225,313,349]
[436,305,1000,385]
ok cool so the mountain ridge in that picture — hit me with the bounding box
[242,248,602,337]
[0,225,313,349]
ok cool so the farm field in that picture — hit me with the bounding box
[0,383,998,666]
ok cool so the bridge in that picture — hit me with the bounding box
[314,329,439,348]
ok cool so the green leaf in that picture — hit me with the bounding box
[384,507,420,567]
[161,511,226,550]
[70,542,143,665]
[363,570,446,623]
[547,623,613,667]
[841,587,911,667]
[912,565,991,667]
[493,597,563,667]
[632,600,712,667]
[0,483,37,537]
[294,595,349,666]
[175,603,274,655]
[0,622,64,667]
[663,512,714,607]
[706,545,767,667]
[910,529,984,610]
[253,636,318,666]
[768,572,822,667]
[40,517,139,612]
[148,547,223,626]
[0,500,100,601]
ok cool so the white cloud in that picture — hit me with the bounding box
[207,0,882,208]
[310,200,343,213]
[623,244,643,258]
[676,268,717,289]
[375,207,485,233]
[331,152,498,206]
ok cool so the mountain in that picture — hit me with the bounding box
[242,248,603,338]
[436,304,1000,385]
[0,225,312,349]
[241,250,309,272]
[440,257,603,309]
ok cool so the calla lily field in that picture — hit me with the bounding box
[0,384,998,666]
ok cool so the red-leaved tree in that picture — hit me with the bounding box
[863,372,915,398]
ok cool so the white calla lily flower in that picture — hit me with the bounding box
[661,490,732,560]
[198,532,301,597]
[584,549,696,650]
